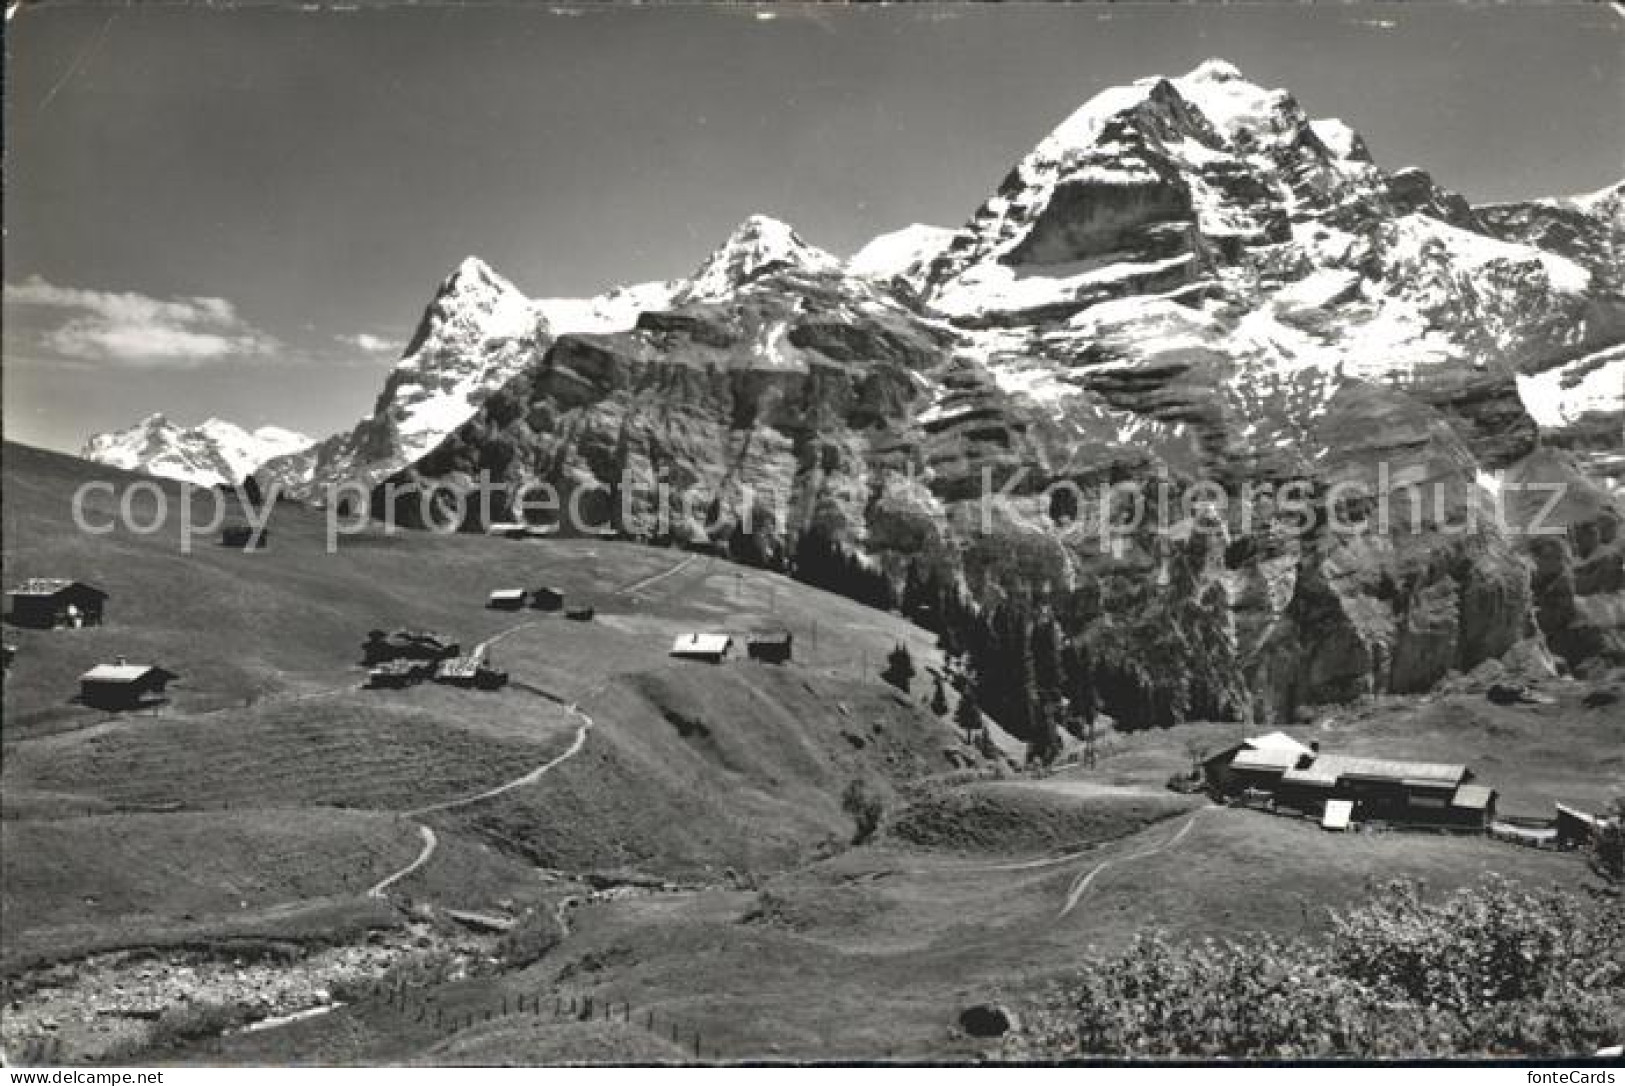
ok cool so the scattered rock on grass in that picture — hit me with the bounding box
[959,1003,1016,1038]
[1582,687,1619,709]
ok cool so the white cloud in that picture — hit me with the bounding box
[335,332,403,353]
[2,275,281,368]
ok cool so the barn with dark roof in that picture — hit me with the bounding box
[1277,754,1495,829]
[1205,732,1497,831]
[746,628,793,664]
[78,660,178,710]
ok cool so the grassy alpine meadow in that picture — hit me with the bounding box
[3,443,1620,1063]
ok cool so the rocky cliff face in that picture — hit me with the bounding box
[331,61,1620,724]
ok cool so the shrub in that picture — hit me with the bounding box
[1589,797,1624,884]
[496,908,564,968]
[1010,878,1625,1059]
[146,1000,256,1049]
[841,778,885,845]
[739,889,792,927]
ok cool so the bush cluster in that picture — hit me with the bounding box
[496,908,564,968]
[1012,877,1624,1059]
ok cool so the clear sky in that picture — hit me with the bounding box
[4,1,1621,454]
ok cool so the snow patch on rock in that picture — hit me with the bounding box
[847,224,956,282]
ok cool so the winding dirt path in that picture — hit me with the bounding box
[367,824,439,898]
[1056,808,1210,919]
[476,621,540,654]
[613,553,700,597]
[405,703,594,817]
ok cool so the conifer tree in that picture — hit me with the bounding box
[882,642,916,694]
[954,682,983,745]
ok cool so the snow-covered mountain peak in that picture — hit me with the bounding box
[82,414,313,488]
[443,255,512,294]
[1031,76,1174,163]
[1187,57,1245,82]
[401,256,542,367]
[1029,59,1289,164]
[1170,60,1304,147]
[683,214,842,301]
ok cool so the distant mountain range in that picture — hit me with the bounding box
[83,59,1625,721]
[81,414,311,488]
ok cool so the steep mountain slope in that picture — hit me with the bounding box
[369,61,1621,727]
[258,259,550,498]
[257,263,678,500]
[1477,182,1625,488]
[81,414,311,487]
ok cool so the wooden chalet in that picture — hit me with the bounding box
[1201,731,1314,793]
[1555,802,1616,850]
[487,588,528,611]
[79,659,178,710]
[746,628,793,664]
[361,629,461,666]
[7,579,107,629]
[671,633,733,664]
[366,658,435,689]
[434,654,509,690]
[529,586,565,612]
[682,538,730,558]
[485,522,530,540]
[220,523,268,549]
